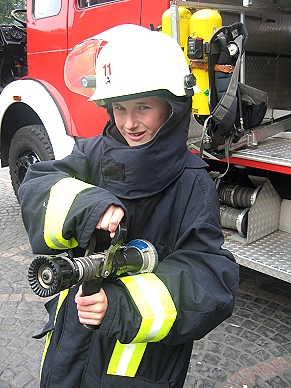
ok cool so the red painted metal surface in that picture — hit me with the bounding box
[26,0,170,137]
[191,150,291,175]
[228,156,291,175]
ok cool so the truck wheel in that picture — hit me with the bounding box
[9,125,54,198]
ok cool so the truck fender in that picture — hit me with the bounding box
[0,78,75,161]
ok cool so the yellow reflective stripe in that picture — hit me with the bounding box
[107,275,176,377]
[44,177,94,250]
[53,289,69,324]
[120,276,154,342]
[107,342,147,377]
[120,273,177,343]
[40,289,69,376]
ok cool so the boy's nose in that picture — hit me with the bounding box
[125,113,138,129]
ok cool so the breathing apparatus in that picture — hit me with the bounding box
[162,7,222,122]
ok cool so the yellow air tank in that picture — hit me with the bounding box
[189,9,222,118]
[162,7,191,49]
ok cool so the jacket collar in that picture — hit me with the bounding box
[100,98,201,199]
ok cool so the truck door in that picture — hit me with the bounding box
[67,0,142,137]
[26,0,71,130]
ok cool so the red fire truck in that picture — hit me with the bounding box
[0,0,291,282]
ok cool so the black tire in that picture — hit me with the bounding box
[9,125,54,198]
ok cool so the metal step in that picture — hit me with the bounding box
[220,178,291,283]
[223,229,291,283]
[232,133,291,168]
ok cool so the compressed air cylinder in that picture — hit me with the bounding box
[162,7,191,48]
[189,9,222,116]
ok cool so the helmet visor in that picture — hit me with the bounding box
[64,38,107,98]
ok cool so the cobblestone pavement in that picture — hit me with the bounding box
[1,166,291,388]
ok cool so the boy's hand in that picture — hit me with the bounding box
[96,205,124,238]
[75,285,108,326]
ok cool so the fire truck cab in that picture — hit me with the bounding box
[0,0,291,283]
[0,0,168,193]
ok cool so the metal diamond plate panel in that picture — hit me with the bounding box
[223,230,291,283]
[243,12,291,55]
[245,57,291,110]
[205,2,291,110]
[247,179,281,243]
[233,137,291,167]
[198,0,291,11]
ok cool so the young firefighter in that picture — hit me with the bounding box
[19,25,239,388]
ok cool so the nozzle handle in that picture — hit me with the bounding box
[82,278,103,330]
[82,278,103,297]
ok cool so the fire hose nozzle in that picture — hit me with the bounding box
[28,239,158,298]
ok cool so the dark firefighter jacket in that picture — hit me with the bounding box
[19,97,239,388]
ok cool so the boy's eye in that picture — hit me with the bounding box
[113,105,125,111]
[139,105,149,110]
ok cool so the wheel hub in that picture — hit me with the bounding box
[14,152,39,187]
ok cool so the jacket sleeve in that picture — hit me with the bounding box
[99,168,239,346]
[156,169,239,344]
[18,139,126,254]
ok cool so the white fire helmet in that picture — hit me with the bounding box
[64,24,196,106]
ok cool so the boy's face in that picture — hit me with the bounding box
[112,96,171,146]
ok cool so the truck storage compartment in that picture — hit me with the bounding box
[214,132,291,282]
